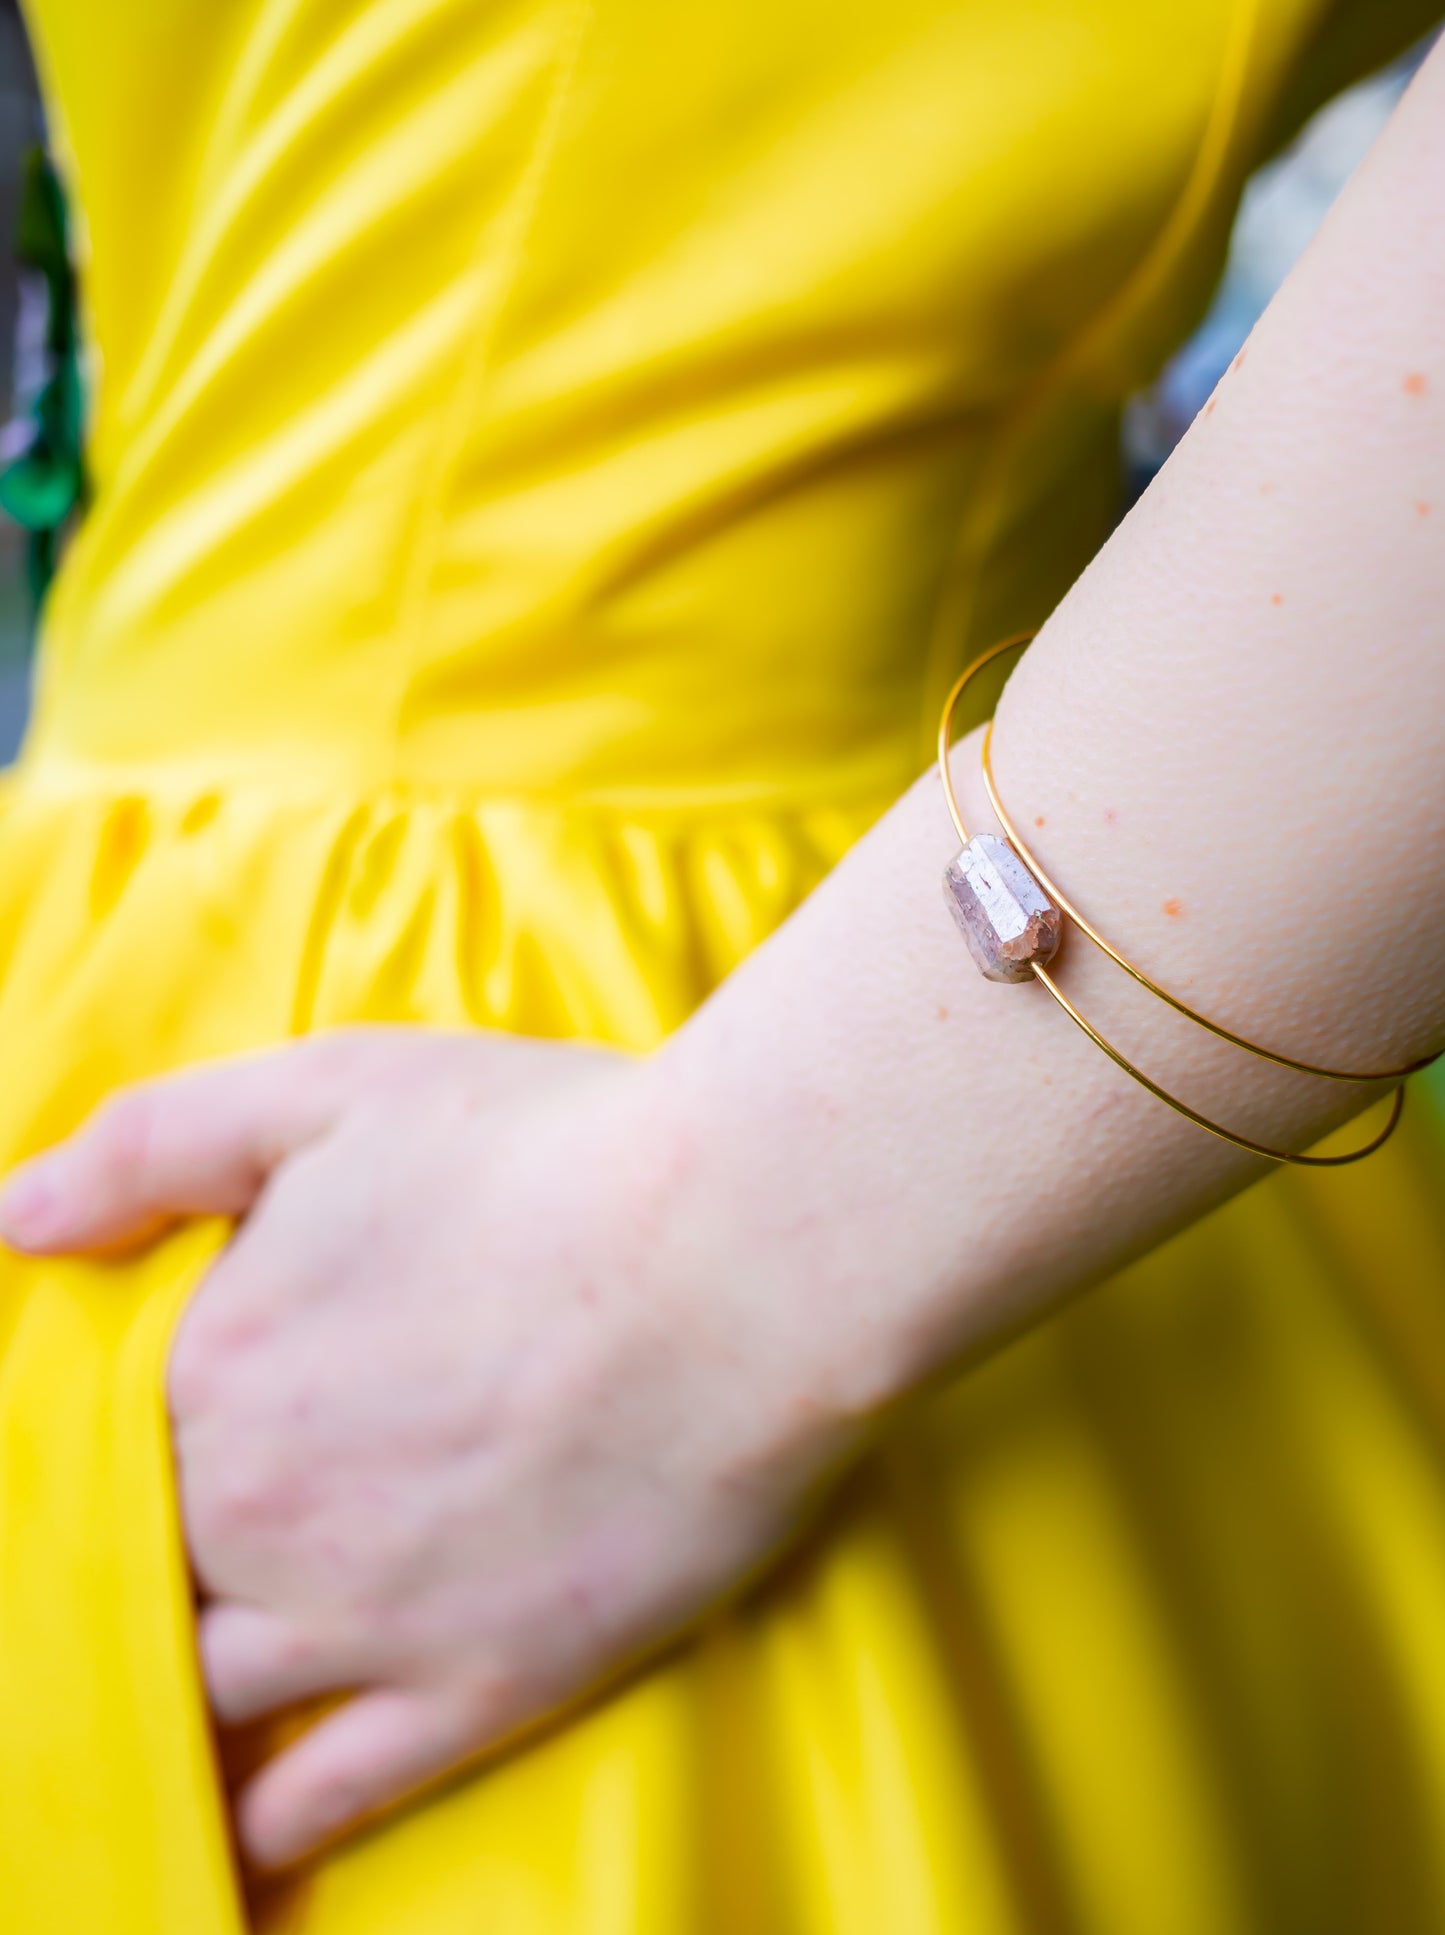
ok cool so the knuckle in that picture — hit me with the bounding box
[167,1253,282,1416]
[290,1029,374,1103]
[198,1617,251,1703]
[452,1670,510,1738]
[204,1612,316,1707]
[93,1089,158,1190]
[166,1280,246,1412]
[307,1763,373,1831]
[165,1344,204,1418]
[166,1319,221,1414]
[196,1606,242,1678]
[289,1031,350,1087]
[270,1621,321,1678]
[198,1453,291,1543]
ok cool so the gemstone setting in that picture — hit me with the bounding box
[943,833,1063,982]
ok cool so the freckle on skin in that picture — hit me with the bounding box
[1233,348,1247,372]
[1270,593,1284,606]
[1104,809,1117,825]
[1033,814,1046,828]
[1163,897,1185,919]
[935,1003,949,1022]
[1404,372,1428,397]
[1203,396,1217,418]
[1416,501,1432,518]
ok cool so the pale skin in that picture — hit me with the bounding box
[2,39,1444,1878]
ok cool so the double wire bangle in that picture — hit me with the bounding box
[937,633,1436,1167]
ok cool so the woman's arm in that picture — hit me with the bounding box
[3,38,1442,1874]
[645,38,1445,1418]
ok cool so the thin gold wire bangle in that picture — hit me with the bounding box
[938,633,1433,1083]
[986,727,1437,1084]
[936,633,1425,1168]
[1031,961,1406,1167]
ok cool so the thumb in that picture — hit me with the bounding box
[0,1038,365,1254]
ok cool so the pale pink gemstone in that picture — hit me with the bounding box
[943,833,1063,983]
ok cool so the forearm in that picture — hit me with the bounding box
[647,46,1445,1421]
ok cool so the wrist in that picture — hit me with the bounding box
[632,974,945,1471]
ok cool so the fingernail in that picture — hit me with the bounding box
[0,1164,61,1249]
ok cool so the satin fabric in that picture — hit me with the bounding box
[3,1,1445,1929]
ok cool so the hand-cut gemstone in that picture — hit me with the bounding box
[943,833,1063,982]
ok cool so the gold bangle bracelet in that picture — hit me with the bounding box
[936,633,1432,1168]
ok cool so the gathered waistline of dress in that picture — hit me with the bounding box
[5,739,912,826]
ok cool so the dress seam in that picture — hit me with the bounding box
[378,0,597,786]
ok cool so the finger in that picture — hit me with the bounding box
[200,1601,364,1727]
[0,1035,381,1253]
[238,1685,485,1871]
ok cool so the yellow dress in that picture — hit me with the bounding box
[3,1,1444,1928]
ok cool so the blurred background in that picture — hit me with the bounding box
[0,0,40,757]
[0,11,1427,763]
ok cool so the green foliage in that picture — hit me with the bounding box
[0,146,86,607]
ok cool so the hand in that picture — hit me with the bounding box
[0,1030,861,1870]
